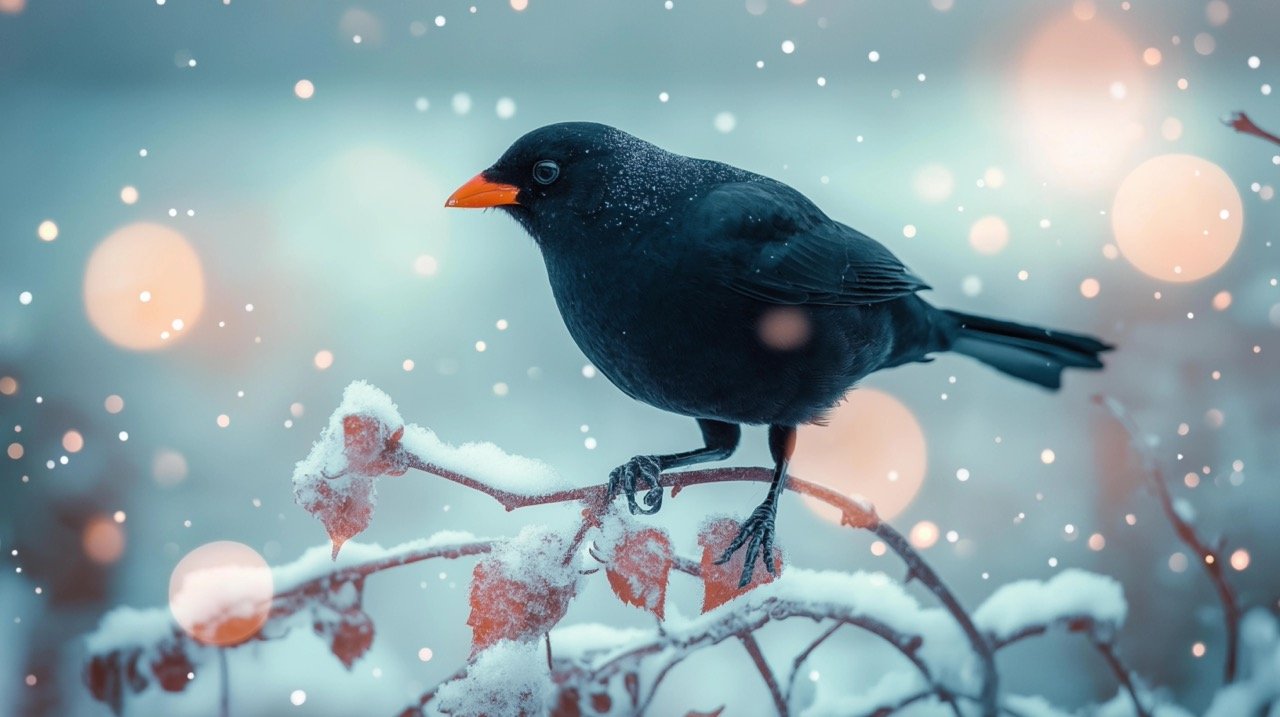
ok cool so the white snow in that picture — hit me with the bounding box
[435,639,551,717]
[83,606,177,655]
[974,569,1127,642]
[272,531,483,592]
[803,670,932,717]
[549,623,651,661]
[400,423,567,495]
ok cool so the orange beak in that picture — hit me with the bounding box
[445,173,521,208]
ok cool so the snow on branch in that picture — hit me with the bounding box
[80,383,1274,716]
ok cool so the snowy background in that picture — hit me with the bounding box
[1,0,1277,715]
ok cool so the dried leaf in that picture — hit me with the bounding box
[342,414,407,477]
[467,529,578,655]
[698,516,782,613]
[604,527,674,619]
[295,472,376,559]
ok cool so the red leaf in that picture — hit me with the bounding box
[604,527,673,619]
[325,610,375,669]
[685,708,725,717]
[296,473,376,559]
[467,530,578,655]
[698,516,782,613]
[342,414,406,476]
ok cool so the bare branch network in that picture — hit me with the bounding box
[81,382,1275,716]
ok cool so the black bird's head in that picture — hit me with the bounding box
[446,122,719,245]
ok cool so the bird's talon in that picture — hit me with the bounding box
[606,455,665,516]
[717,504,778,585]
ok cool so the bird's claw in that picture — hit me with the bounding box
[714,502,777,587]
[606,455,664,515]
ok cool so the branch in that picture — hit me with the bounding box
[785,622,840,703]
[874,521,996,714]
[741,633,789,717]
[1095,395,1241,683]
[311,383,994,717]
[989,615,1148,717]
[1224,111,1280,146]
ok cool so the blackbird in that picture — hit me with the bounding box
[446,122,1111,586]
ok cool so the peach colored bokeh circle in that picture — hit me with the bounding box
[83,223,205,350]
[792,388,928,522]
[1111,154,1243,283]
[169,541,273,646]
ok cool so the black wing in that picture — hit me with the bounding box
[691,181,930,306]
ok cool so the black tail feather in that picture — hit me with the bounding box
[944,310,1113,390]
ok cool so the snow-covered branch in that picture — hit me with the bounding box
[80,383,1276,717]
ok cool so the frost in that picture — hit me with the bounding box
[974,569,1126,642]
[435,639,551,717]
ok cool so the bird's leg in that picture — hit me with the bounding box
[607,419,740,515]
[716,424,797,587]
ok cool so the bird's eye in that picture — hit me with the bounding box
[532,159,560,185]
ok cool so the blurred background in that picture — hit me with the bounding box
[1,0,1277,714]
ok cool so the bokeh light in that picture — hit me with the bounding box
[1111,155,1243,283]
[120,186,138,204]
[1016,11,1146,186]
[62,430,84,453]
[83,515,126,564]
[0,376,17,395]
[152,448,189,487]
[914,165,954,202]
[1080,278,1101,298]
[0,0,27,15]
[83,223,205,351]
[757,307,811,351]
[294,79,315,100]
[104,394,124,413]
[314,350,334,370]
[169,541,273,646]
[793,388,927,522]
[909,520,940,549]
[968,215,1010,255]
[37,220,58,241]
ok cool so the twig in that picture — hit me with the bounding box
[741,632,789,717]
[585,598,943,716]
[1095,395,1241,683]
[218,648,230,717]
[785,622,841,703]
[397,453,995,714]
[990,614,1147,717]
[1224,111,1280,146]
[874,521,996,715]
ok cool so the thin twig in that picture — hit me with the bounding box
[218,648,230,717]
[988,614,1147,717]
[785,622,841,703]
[741,633,789,717]
[874,521,996,715]
[1224,111,1280,146]
[396,450,994,714]
[1095,395,1241,683]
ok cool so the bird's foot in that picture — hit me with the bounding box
[715,502,777,588]
[606,455,664,515]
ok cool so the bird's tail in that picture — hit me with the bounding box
[944,310,1113,390]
